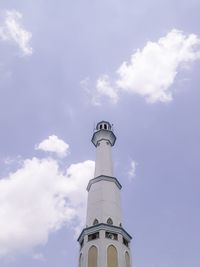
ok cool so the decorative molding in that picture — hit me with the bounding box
[77,223,132,244]
[87,175,122,191]
[91,129,116,147]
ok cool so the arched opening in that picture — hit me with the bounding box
[107,217,113,225]
[104,124,107,129]
[93,218,99,225]
[123,237,129,247]
[80,239,84,249]
[88,232,99,241]
[105,231,118,240]
[125,251,131,267]
[88,245,98,267]
[107,245,118,267]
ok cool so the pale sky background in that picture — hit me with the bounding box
[0,1,200,267]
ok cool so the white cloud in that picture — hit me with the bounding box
[0,10,32,55]
[96,75,119,104]
[92,29,200,104]
[128,160,137,181]
[0,156,95,258]
[32,252,46,262]
[3,155,22,166]
[80,77,101,106]
[35,135,70,158]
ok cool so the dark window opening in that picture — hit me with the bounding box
[88,232,99,241]
[105,232,118,240]
[100,124,102,129]
[80,239,84,249]
[93,219,99,225]
[107,218,113,225]
[123,237,129,247]
[104,124,107,130]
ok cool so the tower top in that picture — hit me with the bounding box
[92,120,116,147]
[95,120,112,131]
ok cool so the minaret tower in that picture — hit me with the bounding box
[78,121,132,267]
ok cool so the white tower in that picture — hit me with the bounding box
[78,121,132,267]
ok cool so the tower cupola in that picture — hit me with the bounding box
[92,120,116,147]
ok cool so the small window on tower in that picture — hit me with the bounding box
[104,124,107,130]
[100,124,102,129]
[123,237,129,247]
[107,218,113,225]
[80,239,84,249]
[105,231,118,240]
[88,232,99,241]
[93,219,99,225]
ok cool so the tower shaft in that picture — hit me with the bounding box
[94,139,113,177]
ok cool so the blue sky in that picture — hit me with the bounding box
[0,1,200,267]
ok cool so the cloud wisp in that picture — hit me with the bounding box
[0,137,95,259]
[86,29,200,104]
[32,253,46,262]
[0,10,33,55]
[128,160,138,182]
[35,135,70,158]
